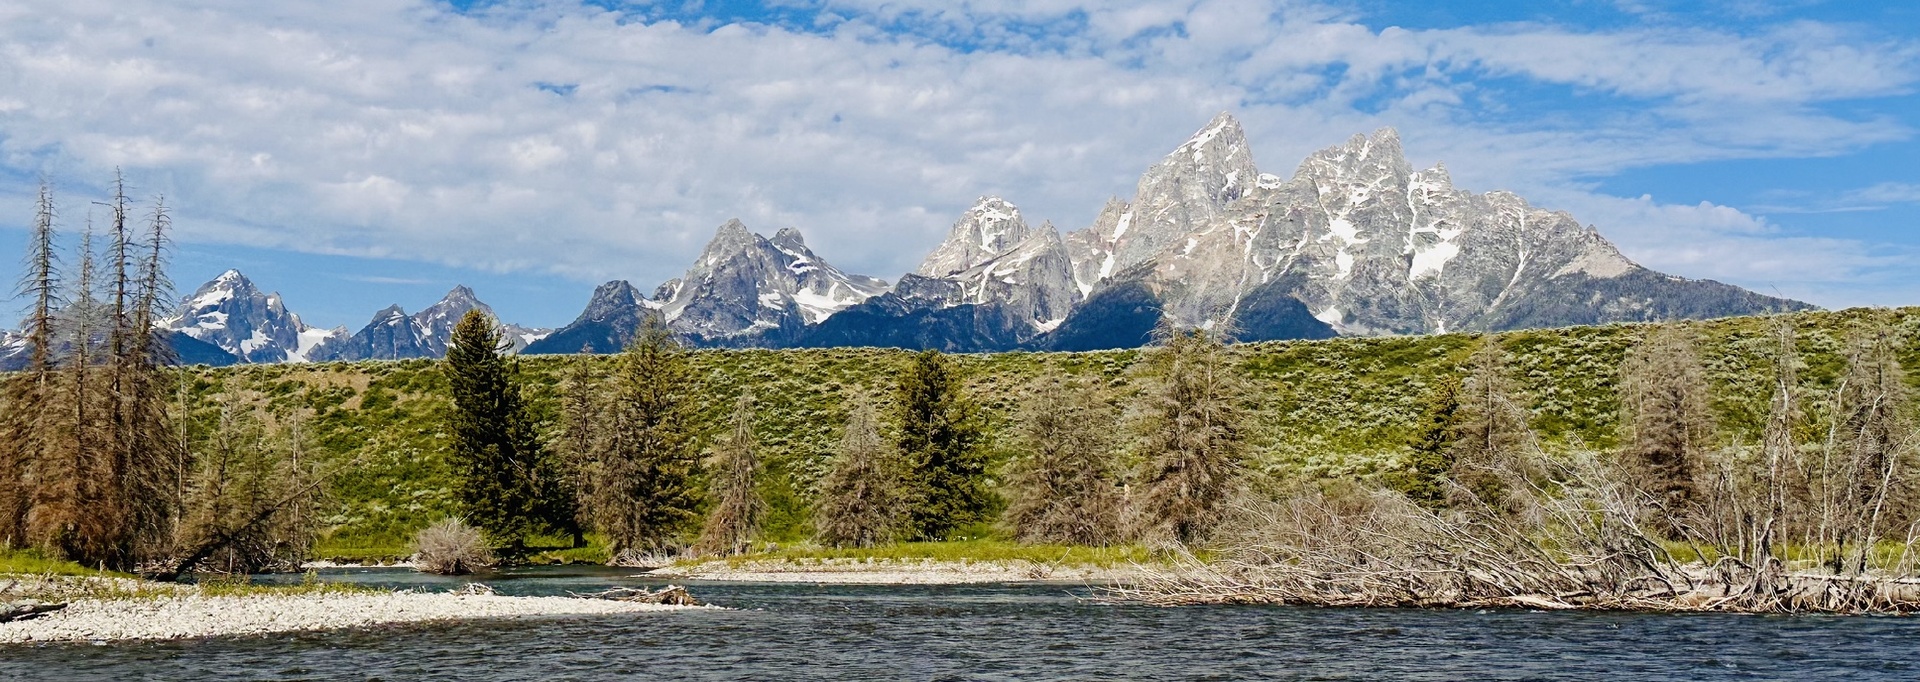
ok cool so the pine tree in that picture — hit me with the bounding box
[1618,324,1717,530]
[1002,373,1123,545]
[696,391,764,556]
[1447,340,1537,513]
[895,350,989,541]
[1130,325,1250,545]
[444,309,547,550]
[814,399,901,548]
[1388,374,1463,509]
[551,349,602,546]
[578,318,700,555]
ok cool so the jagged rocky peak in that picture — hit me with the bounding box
[411,284,490,355]
[311,303,434,362]
[584,280,654,319]
[165,269,314,363]
[771,226,808,252]
[914,196,1032,277]
[1066,112,1263,293]
[661,220,886,343]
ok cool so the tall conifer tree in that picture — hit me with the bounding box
[894,350,989,541]
[815,399,902,548]
[444,309,547,550]
[576,318,700,555]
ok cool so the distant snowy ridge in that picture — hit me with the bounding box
[148,113,1810,363]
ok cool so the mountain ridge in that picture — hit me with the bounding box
[4,113,1812,367]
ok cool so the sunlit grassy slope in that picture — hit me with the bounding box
[180,307,1920,550]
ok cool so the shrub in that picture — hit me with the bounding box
[412,518,494,575]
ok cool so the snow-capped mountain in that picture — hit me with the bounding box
[147,113,1811,362]
[656,220,888,344]
[1045,114,1811,345]
[0,329,27,371]
[163,269,331,363]
[902,198,1082,333]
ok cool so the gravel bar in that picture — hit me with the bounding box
[0,591,698,644]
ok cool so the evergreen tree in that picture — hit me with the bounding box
[696,391,764,556]
[894,350,989,541]
[1130,325,1250,545]
[1387,374,1463,509]
[578,318,700,555]
[1619,324,1717,529]
[1002,373,1123,545]
[815,399,901,548]
[444,309,547,550]
[549,349,602,547]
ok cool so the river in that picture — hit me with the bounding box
[3,565,1917,680]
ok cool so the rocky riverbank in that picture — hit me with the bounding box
[649,557,1165,584]
[0,587,698,644]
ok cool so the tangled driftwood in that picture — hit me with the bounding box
[572,585,700,606]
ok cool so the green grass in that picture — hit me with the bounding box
[172,306,1920,551]
[705,539,1168,568]
[0,548,133,579]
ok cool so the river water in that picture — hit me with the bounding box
[4,565,1918,680]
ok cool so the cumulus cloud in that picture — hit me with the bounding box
[0,0,1913,310]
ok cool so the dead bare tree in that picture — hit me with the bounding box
[814,399,903,548]
[1618,324,1717,534]
[1446,340,1538,517]
[1002,372,1124,545]
[696,391,765,556]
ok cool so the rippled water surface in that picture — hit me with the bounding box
[6,565,1920,680]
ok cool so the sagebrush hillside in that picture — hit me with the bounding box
[176,306,1920,549]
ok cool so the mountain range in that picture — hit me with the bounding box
[0,113,1813,367]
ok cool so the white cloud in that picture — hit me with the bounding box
[0,0,1912,311]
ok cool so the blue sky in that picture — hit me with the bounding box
[1,0,1916,330]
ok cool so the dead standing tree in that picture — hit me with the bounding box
[696,391,765,556]
[1617,324,1718,536]
[814,399,903,548]
[1129,324,1251,546]
[1002,372,1124,545]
